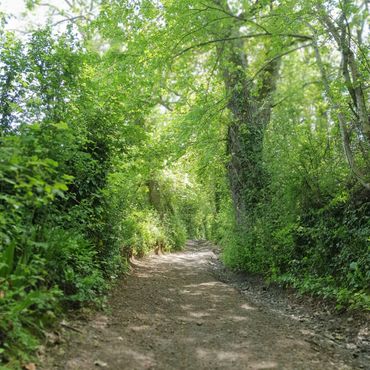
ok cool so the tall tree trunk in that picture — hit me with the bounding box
[218,34,280,226]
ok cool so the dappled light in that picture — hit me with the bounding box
[40,242,359,370]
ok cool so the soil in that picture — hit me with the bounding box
[40,240,369,370]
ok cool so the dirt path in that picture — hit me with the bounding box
[42,241,368,370]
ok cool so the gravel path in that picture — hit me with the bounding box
[41,241,368,370]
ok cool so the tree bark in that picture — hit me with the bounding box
[217,32,280,226]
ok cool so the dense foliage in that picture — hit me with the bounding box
[0,0,369,367]
[0,24,205,369]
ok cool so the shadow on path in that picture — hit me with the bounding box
[43,241,357,370]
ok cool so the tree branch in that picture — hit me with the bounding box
[171,16,231,54]
[175,32,312,58]
[251,42,312,82]
[52,15,87,27]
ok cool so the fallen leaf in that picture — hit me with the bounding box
[94,360,108,367]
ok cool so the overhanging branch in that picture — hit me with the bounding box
[174,32,313,58]
[251,42,313,82]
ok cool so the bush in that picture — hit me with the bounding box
[164,213,187,250]
[42,228,107,305]
[121,210,170,257]
[0,251,60,367]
